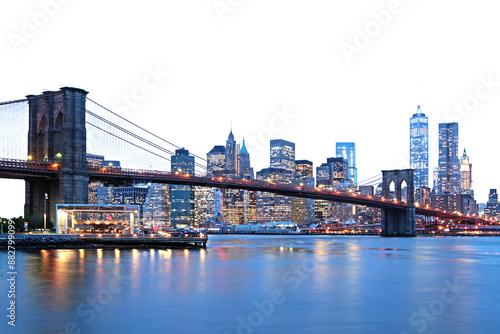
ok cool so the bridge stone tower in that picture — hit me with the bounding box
[24,87,89,224]
[381,169,416,237]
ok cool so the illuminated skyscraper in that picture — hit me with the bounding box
[225,130,239,176]
[485,189,498,218]
[207,145,225,176]
[143,184,170,226]
[295,160,313,178]
[171,148,195,226]
[437,123,459,194]
[336,142,357,186]
[292,160,314,224]
[460,149,472,195]
[238,139,253,179]
[409,105,429,188]
[270,139,295,172]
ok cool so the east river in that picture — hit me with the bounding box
[1,235,500,333]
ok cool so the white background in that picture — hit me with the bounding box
[1,0,499,218]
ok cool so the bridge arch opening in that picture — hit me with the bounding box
[400,180,408,203]
[388,180,395,199]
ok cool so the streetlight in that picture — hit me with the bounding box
[44,193,48,234]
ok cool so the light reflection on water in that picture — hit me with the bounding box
[1,235,500,334]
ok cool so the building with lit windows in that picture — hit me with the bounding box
[460,149,472,195]
[238,139,253,179]
[207,145,225,176]
[171,148,195,227]
[485,189,498,218]
[143,183,170,226]
[225,130,239,176]
[112,185,149,207]
[437,123,460,194]
[295,160,313,178]
[270,139,295,172]
[316,157,349,188]
[336,142,357,186]
[194,186,214,226]
[255,167,294,223]
[409,105,429,188]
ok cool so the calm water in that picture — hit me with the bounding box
[1,235,500,334]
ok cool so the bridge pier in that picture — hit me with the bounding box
[381,169,416,237]
[24,87,89,225]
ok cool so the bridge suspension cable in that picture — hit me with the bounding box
[85,98,207,173]
[86,98,207,163]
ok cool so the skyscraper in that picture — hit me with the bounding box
[336,142,357,186]
[207,145,225,176]
[460,149,472,195]
[225,130,239,176]
[409,105,429,188]
[292,160,314,224]
[437,123,459,194]
[171,148,195,227]
[238,139,253,179]
[485,189,498,218]
[295,160,313,178]
[270,139,295,172]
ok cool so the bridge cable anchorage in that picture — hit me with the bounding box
[85,110,206,171]
[86,98,207,163]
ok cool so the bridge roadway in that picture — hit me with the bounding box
[0,158,485,223]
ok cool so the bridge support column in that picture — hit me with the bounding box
[381,169,416,237]
[24,87,89,228]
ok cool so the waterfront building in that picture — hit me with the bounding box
[315,198,333,221]
[409,105,429,188]
[143,183,171,226]
[171,148,195,227]
[437,123,460,194]
[256,167,294,223]
[292,177,315,224]
[255,139,295,223]
[112,184,149,206]
[430,192,477,215]
[336,142,357,186]
[194,186,214,226]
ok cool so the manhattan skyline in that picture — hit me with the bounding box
[1,1,500,217]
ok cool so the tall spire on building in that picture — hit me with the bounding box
[240,137,248,154]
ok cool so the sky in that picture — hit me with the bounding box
[1,0,499,218]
